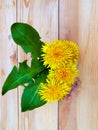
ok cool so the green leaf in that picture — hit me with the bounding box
[21,70,48,112]
[2,60,45,95]
[2,66,19,95]
[11,22,43,59]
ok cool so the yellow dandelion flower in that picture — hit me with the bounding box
[65,41,79,62]
[48,64,78,85]
[41,40,73,69]
[41,40,79,69]
[38,79,71,102]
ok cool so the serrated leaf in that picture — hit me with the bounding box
[2,60,45,95]
[21,70,48,112]
[11,22,43,59]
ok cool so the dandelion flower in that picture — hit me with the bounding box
[48,64,78,85]
[41,40,79,69]
[41,40,73,69]
[38,79,71,102]
[65,41,79,62]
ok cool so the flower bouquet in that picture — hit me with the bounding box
[2,23,79,112]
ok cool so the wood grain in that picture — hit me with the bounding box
[0,0,18,130]
[59,0,98,130]
[59,1,79,130]
[17,0,58,130]
[77,1,98,130]
[1,0,98,130]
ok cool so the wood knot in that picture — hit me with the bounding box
[24,0,30,7]
[10,51,17,65]
[1,69,5,76]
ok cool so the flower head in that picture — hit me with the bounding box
[38,79,71,102]
[48,64,78,85]
[41,40,79,69]
[65,41,79,63]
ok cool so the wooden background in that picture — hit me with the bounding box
[0,0,98,130]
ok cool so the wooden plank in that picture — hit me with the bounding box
[0,0,18,130]
[59,0,98,130]
[17,0,58,130]
[77,1,98,130]
[58,1,79,130]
